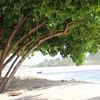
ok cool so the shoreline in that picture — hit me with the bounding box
[2,65,100,82]
[1,65,100,100]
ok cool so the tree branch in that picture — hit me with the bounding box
[0,17,27,63]
[0,28,4,41]
[4,48,21,67]
[9,21,75,69]
[64,21,76,34]
[6,21,46,58]
[4,56,19,81]
[28,21,76,51]
[0,21,75,92]
[4,39,34,68]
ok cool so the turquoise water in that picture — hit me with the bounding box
[40,69,100,83]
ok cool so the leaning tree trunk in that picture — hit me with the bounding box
[0,21,75,93]
[0,62,3,79]
[0,56,19,92]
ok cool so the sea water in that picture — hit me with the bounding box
[36,69,100,83]
[3,66,100,83]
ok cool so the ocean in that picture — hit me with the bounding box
[3,65,100,83]
[40,69,100,83]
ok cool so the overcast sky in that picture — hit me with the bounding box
[22,51,61,65]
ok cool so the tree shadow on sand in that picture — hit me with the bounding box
[86,96,100,100]
[6,78,87,92]
[6,78,86,100]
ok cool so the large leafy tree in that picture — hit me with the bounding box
[0,0,100,92]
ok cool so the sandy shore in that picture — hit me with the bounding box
[1,65,100,100]
[0,78,100,100]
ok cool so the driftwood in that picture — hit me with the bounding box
[8,91,22,96]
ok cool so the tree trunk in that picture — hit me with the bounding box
[0,21,75,93]
[0,30,66,92]
[0,56,26,93]
[0,62,3,78]
[0,56,19,92]
[0,62,4,90]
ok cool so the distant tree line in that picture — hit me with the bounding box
[34,57,74,67]
[34,52,100,67]
[84,52,100,65]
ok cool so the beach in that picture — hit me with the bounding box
[0,78,100,100]
[1,65,100,100]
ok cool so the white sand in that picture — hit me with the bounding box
[0,79,100,100]
[1,65,100,100]
[9,84,100,100]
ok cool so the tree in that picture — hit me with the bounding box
[0,0,100,92]
[35,57,74,67]
[84,51,100,65]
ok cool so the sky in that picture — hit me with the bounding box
[6,52,90,67]
[22,51,61,65]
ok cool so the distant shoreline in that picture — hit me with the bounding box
[2,65,100,80]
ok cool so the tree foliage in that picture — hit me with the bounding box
[0,0,100,65]
[0,0,100,92]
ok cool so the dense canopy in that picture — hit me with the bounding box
[0,0,100,92]
[0,0,100,65]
